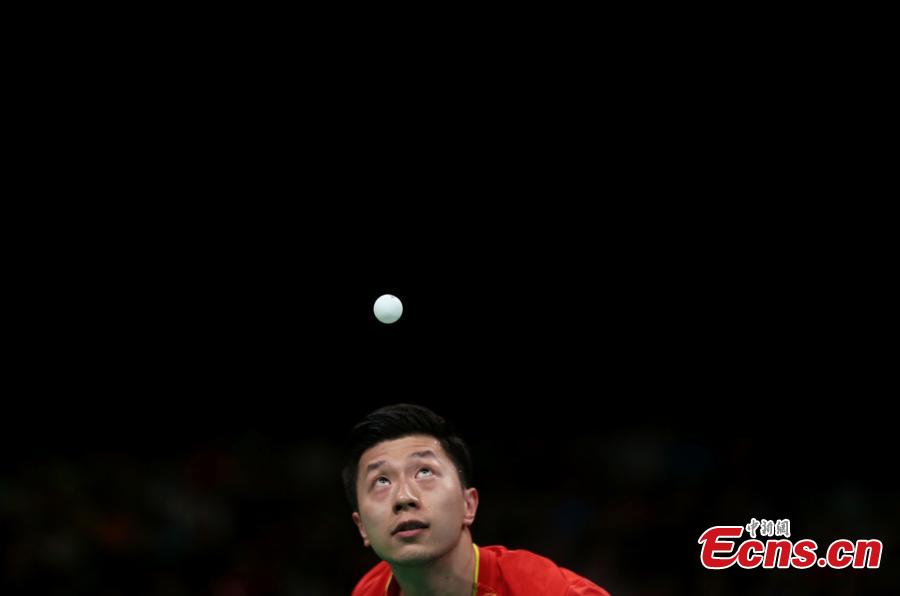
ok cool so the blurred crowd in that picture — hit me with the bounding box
[2,425,895,595]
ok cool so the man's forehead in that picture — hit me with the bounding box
[359,435,446,467]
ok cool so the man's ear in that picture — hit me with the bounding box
[352,512,371,547]
[462,487,479,527]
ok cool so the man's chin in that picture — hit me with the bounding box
[382,544,437,566]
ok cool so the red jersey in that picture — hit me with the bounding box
[352,544,610,595]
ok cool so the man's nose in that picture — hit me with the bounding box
[392,479,420,513]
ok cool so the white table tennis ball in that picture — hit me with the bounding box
[373,294,403,324]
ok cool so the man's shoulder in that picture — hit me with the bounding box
[351,559,391,596]
[480,545,610,595]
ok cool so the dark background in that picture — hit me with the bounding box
[3,14,896,595]
[4,219,895,595]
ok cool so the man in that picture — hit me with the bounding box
[342,403,610,595]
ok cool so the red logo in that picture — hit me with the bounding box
[699,521,882,570]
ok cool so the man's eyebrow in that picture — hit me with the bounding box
[364,451,440,476]
[365,460,387,475]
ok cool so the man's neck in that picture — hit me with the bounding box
[390,532,475,596]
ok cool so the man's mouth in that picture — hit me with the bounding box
[392,520,430,536]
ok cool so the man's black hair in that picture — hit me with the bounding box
[341,403,473,511]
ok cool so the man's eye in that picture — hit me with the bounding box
[374,477,390,487]
[417,467,434,478]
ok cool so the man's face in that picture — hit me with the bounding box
[352,435,478,565]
